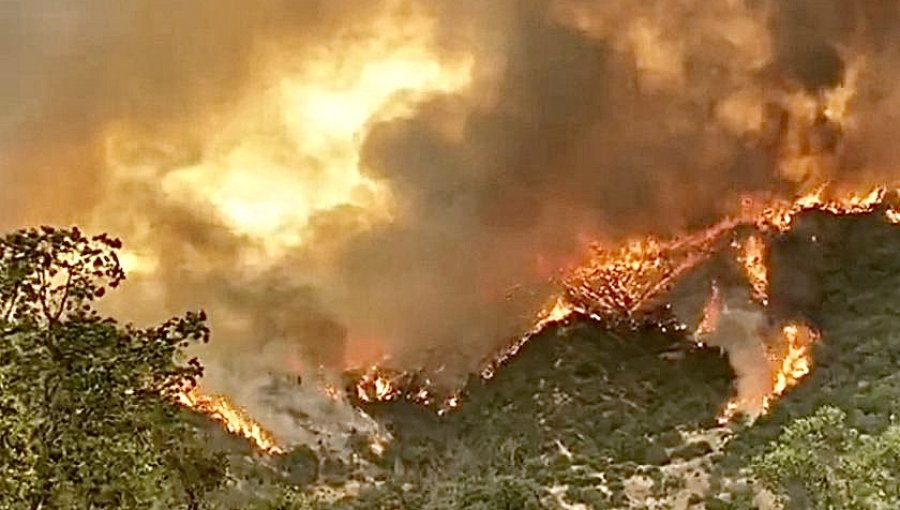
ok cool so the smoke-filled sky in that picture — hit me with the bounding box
[3,0,900,394]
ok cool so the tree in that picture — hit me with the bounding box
[0,227,227,509]
[752,405,900,510]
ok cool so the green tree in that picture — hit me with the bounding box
[0,227,227,509]
[752,405,900,510]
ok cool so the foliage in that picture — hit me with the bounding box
[751,406,900,510]
[2,214,899,509]
[0,227,226,509]
[709,216,900,509]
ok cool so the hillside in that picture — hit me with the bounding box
[179,211,900,509]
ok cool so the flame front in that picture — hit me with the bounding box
[492,185,897,421]
[750,185,889,233]
[771,323,819,398]
[563,218,738,324]
[694,281,721,344]
[718,322,820,424]
[350,185,898,421]
[735,234,769,305]
[175,387,284,454]
[887,208,900,224]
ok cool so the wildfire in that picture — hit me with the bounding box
[352,366,436,406]
[535,295,579,332]
[164,185,897,443]
[509,185,895,421]
[562,218,737,324]
[355,367,401,403]
[717,322,820,424]
[349,297,580,407]
[770,323,819,398]
[174,387,284,454]
[735,234,769,305]
[751,185,889,233]
[887,208,900,224]
[481,295,579,380]
[694,281,721,344]
[346,185,898,422]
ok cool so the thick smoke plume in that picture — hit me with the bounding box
[3,0,900,437]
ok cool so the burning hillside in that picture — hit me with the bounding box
[174,386,284,454]
[345,187,899,435]
[5,0,900,473]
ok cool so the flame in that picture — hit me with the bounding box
[175,387,284,454]
[480,295,577,381]
[735,234,769,305]
[717,322,820,424]
[438,392,463,416]
[770,323,819,398]
[887,208,900,224]
[350,185,898,421]
[352,366,433,405]
[562,218,738,324]
[349,360,467,413]
[539,295,579,327]
[694,281,721,344]
[355,367,400,403]
[750,184,888,233]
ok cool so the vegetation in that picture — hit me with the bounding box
[752,406,900,509]
[0,227,225,509]
[1,213,899,509]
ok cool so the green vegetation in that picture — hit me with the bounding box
[701,214,900,509]
[752,406,900,509]
[0,227,225,509]
[1,213,899,509]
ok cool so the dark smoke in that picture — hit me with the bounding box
[3,1,900,415]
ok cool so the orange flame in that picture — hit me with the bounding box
[352,366,436,406]
[735,234,769,305]
[750,185,888,233]
[887,208,900,224]
[717,322,820,424]
[175,387,284,454]
[536,295,578,330]
[350,185,897,421]
[480,295,577,381]
[770,322,819,398]
[355,367,400,403]
[694,281,721,344]
[563,218,737,323]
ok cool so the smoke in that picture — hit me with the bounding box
[704,306,772,418]
[3,0,900,435]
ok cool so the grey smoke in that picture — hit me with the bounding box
[3,1,900,437]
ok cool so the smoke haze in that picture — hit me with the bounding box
[3,0,900,417]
